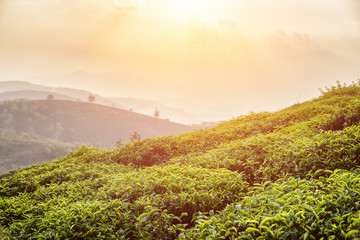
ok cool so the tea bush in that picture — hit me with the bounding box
[183,169,360,239]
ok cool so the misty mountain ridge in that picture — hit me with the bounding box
[0,80,199,124]
[0,90,76,102]
[111,97,199,123]
[0,80,123,108]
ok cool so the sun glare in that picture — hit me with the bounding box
[171,0,210,15]
[166,0,218,24]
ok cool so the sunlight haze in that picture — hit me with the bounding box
[0,0,359,123]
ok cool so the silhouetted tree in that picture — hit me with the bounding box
[47,94,54,100]
[115,138,122,147]
[88,95,95,103]
[129,131,141,142]
[154,108,160,118]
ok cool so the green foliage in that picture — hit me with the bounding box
[2,85,360,239]
[0,132,78,174]
[183,169,360,239]
[169,119,360,184]
[0,160,247,239]
[103,85,360,168]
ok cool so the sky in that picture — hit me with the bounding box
[0,0,359,123]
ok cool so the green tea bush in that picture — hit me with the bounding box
[169,117,360,184]
[102,86,360,168]
[1,163,248,239]
[183,168,360,239]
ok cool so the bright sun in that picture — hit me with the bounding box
[166,0,218,24]
[172,0,209,15]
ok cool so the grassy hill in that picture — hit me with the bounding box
[0,132,78,174]
[2,83,360,239]
[0,99,193,147]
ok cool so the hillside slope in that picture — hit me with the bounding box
[0,100,193,147]
[2,83,360,239]
[0,132,78,174]
[0,81,198,123]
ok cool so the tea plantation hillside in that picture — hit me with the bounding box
[2,83,360,239]
[0,99,193,147]
[0,132,78,174]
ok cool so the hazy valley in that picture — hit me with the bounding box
[0,81,199,173]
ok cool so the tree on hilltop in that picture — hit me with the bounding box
[154,108,160,118]
[88,95,95,103]
[47,94,54,100]
[129,132,141,142]
[115,138,122,147]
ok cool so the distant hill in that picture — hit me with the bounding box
[0,132,78,174]
[0,81,199,123]
[0,99,193,147]
[0,81,49,92]
[0,81,123,108]
[0,90,76,102]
